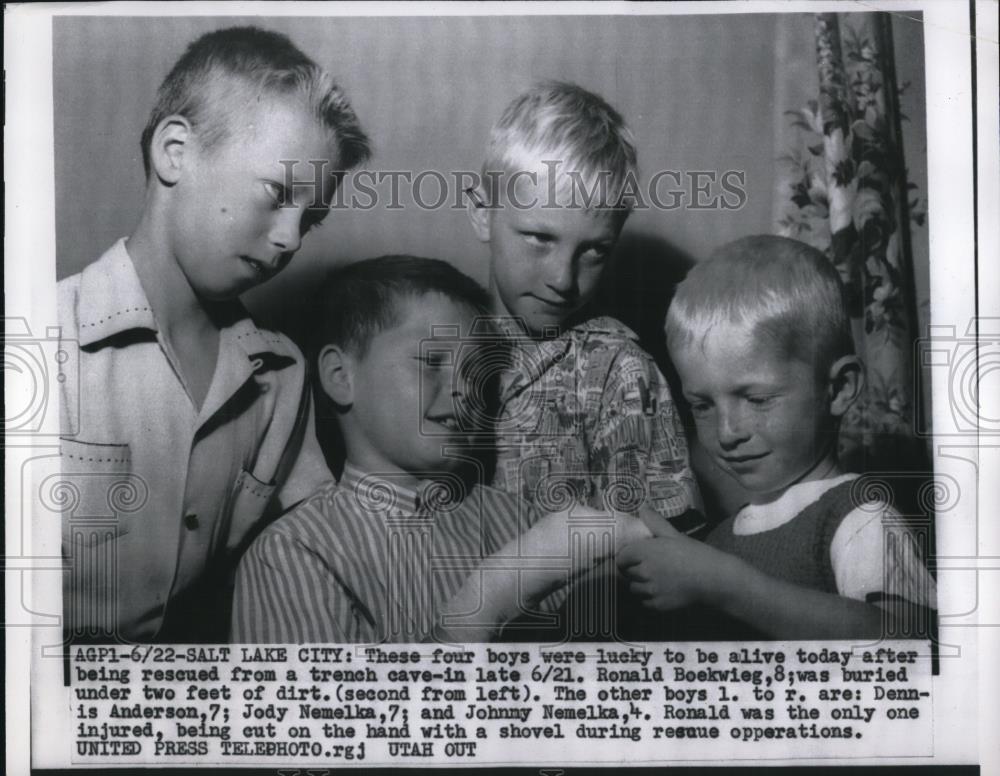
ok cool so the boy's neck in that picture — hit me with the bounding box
[126,210,223,410]
[341,454,422,494]
[489,298,572,341]
[126,209,216,337]
[747,451,843,507]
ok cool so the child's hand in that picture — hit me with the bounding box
[435,506,651,642]
[616,533,737,612]
[637,505,681,538]
[522,505,653,559]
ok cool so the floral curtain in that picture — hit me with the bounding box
[777,12,928,475]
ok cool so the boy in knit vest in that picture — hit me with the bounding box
[618,236,936,639]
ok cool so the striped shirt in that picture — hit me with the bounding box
[231,465,545,643]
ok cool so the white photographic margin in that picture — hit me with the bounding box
[4,1,998,773]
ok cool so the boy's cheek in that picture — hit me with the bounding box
[693,417,716,445]
[578,263,607,296]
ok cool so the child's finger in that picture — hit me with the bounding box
[615,542,645,570]
[613,511,652,545]
[638,505,680,538]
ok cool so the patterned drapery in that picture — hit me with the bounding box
[777,12,927,474]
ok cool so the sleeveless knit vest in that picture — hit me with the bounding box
[706,479,860,595]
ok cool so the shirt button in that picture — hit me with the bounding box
[184,514,199,530]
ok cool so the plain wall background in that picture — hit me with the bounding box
[53,13,928,356]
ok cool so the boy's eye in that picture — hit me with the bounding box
[746,395,776,408]
[419,351,453,369]
[581,246,611,264]
[688,400,712,417]
[521,232,553,247]
[263,181,286,205]
[301,205,329,234]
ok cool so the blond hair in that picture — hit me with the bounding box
[482,80,638,211]
[665,235,854,375]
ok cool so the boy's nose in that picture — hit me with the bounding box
[716,406,751,450]
[267,207,304,255]
[449,368,470,406]
[544,251,577,299]
[425,368,468,419]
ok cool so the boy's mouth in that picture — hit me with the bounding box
[240,256,270,280]
[530,294,575,311]
[722,452,769,466]
[427,414,461,432]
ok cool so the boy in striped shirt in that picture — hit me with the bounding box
[231,256,651,643]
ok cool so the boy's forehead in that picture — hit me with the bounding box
[220,96,333,158]
[489,159,628,222]
[218,97,338,202]
[677,322,814,380]
[390,293,479,338]
[495,189,624,237]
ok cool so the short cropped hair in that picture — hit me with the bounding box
[140,26,371,177]
[315,256,492,358]
[665,235,854,375]
[482,80,638,211]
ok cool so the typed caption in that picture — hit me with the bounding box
[68,641,933,765]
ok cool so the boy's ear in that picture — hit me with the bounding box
[149,116,193,185]
[827,355,864,417]
[317,344,355,407]
[466,185,492,243]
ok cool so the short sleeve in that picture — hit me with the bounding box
[830,504,937,608]
[590,344,702,531]
[231,529,355,643]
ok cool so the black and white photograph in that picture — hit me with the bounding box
[5,2,997,773]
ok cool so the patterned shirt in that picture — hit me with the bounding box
[231,465,546,643]
[492,316,704,535]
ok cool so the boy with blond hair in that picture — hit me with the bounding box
[619,236,936,638]
[58,27,370,642]
[467,81,703,533]
[464,82,702,637]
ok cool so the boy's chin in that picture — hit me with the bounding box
[417,461,466,483]
[738,473,815,506]
[414,449,467,475]
[721,468,779,501]
[517,309,572,337]
[193,278,257,302]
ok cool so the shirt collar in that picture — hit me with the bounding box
[495,314,643,390]
[734,473,858,535]
[492,314,640,341]
[337,464,463,516]
[76,238,157,346]
[338,463,421,515]
[76,238,297,363]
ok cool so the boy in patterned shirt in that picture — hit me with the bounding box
[467,81,702,534]
[465,83,704,637]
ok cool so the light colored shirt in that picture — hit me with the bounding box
[732,473,937,607]
[492,316,703,534]
[232,464,544,643]
[58,239,325,641]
